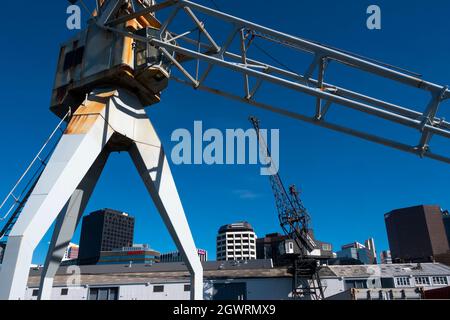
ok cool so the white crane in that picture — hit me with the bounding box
[0,0,449,300]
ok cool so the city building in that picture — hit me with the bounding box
[78,209,135,265]
[336,239,377,265]
[443,209,450,248]
[160,249,208,263]
[385,205,450,263]
[62,243,79,262]
[216,222,257,261]
[256,233,289,266]
[22,261,450,300]
[0,243,5,264]
[98,244,160,265]
[380,250,393,264]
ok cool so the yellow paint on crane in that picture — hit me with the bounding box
[65,91,115,135]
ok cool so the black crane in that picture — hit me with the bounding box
[249,116,324,300]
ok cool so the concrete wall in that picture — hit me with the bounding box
[24,278,293,301]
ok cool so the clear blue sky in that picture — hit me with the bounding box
[0,0,449,264]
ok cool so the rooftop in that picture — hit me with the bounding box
[20,261,450,288]
[218,222,254,234]
[327,263,450,278]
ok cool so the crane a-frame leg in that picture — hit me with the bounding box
[0,88,203,300]
[38,151,109,300]
[128,117,203,299]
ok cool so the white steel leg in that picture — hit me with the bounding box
[0,91,114,300]
[38,151,109,300]
[129,117,204,300]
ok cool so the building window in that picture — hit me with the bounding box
[61,288,69,296]
[432,276,448,285]
[184,285,191,292]
[344,280,367,290]
[153,285,164,293]
[32,289,39,297]
[88,287,118,300]
[415,277,430,286]
[395,277,411,287]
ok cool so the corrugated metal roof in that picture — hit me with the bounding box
[23,261,450,288]
[26,260,288,287]
[28,259,275,277]
[326,263,450,278]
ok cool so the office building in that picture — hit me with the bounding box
[98,244,160,265]
[216,222,257,261]
[380,250,393,264]
[160,249,208,263]
[443,209,450,248]
[78,209,135,265]
[385,205,450,263]
[256,233,288,266]
[62,243,79,262]
[365,238,377,264]
[0,243,5,264]
[336,239,377,265]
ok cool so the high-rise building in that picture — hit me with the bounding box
[62,243,79,262]
[380,250,393,264]
[216,222,257,261]
[365,238,377,264]
[97,244,160,265]
[0,243,5,264]
[256,233,288,266]
[78,209,135,265]
[385,205,450,263]
[443,209,450,248]
[336,239,377,265]
[160,249,208,263]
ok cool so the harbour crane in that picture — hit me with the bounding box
[0,0,449,300]
[249,116,324,300]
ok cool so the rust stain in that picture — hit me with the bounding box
[65,91,115,135]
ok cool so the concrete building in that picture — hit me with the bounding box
[380,250,393,264]
[160,249,207,263]
[336,239,377,265]
[0,243,5,264]
[78,209,135,265]
[62,243,79,262]
[21,261,450,300]
[98,244,160,265]
[216,222,257,261]
[385,205,450,263]
[256,233,288,266]
[443,209,450,248]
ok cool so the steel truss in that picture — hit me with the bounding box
[100,0,450,164]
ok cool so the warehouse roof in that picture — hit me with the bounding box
[23,261,450,287]
[326,263,450,278]
[26,259,289,287]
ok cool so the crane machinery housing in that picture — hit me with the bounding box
[0,0,450,301]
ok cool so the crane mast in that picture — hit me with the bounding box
[249,116,324,300]
[249,116,313,256]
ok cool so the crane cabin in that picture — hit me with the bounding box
[50,0,172,119]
